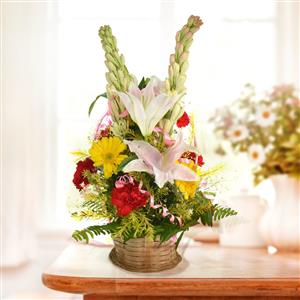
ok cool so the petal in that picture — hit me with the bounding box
[144,94,180,135]
[171,164,200,182]
[142,77,156,107]
[163,132,200,169]
[153,166,169,188]
[116,92,135,119]
[128,86,142,99]
[124,140,161,169]
[117,91,148,136]
[123,159,154,174]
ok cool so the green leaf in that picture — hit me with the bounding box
[117,154,138,172]
[154,223,182,243]
[88,92,107,116]
[175,230,185,249]
[72,222,119,243]
[138,77,151,90]
[200,204,237,226]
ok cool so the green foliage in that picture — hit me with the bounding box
[175,230,186,249]
[117,154,138,172]
[112,211,155,242]
[154,222,183,243]
[200,204,237,226]
[138,77,151,90]
[88,93,107,116]
[72,171,115,220]
[72,222,119,243]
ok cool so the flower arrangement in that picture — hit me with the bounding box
[210,84,300,185]
[70,16,236,248]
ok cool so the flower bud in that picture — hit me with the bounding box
[180,51,189,62]
[106,61,117,72]
[104,44,113,53]
[176,43,184,54]
[117,69,124,81]
[120,54,125,65]
[173,63,180,76]
[168,65,174,79]
[105,53,115,63]
[177,75,186,88]
[170,54,176,64]
[170,102,182,121]
[163,119,172,133]
[165,79,171,91]
[180,61,189,73]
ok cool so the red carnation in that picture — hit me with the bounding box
[111,181,150,217]
[176,112,190,128]
[182,151,205,167]
[73,158,96,190]
[95,126,110,140]
[196,154,204,167]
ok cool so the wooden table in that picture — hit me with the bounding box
[42,240,300,300]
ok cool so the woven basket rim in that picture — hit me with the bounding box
[109,237,182,273]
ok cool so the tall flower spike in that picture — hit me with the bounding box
[163,16,203,133]
[167,15,203,94]
[99,26,133,121]
[99,26,133,92]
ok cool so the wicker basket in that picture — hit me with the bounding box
[109,237,182,272]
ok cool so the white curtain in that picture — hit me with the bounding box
[2,3,48,266]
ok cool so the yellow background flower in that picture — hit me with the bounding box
[89,136,127,178]
[176,160,200,200]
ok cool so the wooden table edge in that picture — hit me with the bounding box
[42,273,300,297]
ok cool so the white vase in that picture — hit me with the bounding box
[219,191,267,248]
[260,175,300,251]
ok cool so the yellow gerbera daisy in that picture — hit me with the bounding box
[89,136,127,178]
[175,160,200,200]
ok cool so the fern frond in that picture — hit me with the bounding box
[213,205,237,221]
[200,204,237,226]
[72,223,118,243]
[112,212,154,242]
[70,150,89,162]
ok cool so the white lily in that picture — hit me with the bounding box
[123,133,200,188]
[115,77,182,136]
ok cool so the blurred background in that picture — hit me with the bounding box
[1,0,299,299]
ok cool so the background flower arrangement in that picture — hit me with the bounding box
[70,16,237,246]
[210,84,300,185]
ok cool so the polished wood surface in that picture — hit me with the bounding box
[42,240,300,299]
[84,297,299,300]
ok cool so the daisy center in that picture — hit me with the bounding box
[262,111,270,119]
[234,130,241,137]
[251,151,259,159]
[104,153,114,162]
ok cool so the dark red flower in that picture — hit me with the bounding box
[176,112,190,128]
[182,151,205,167]
[73,158,96,190]
[95,126,110,140]
[196,155,204,167]
[111,181,150,217]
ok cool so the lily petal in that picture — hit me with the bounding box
[117,92,147,135]
[125,140,161,170]
[172,164,200,181]
[162,132,200,170]
[153,166,171,188]
[142,77,164,106]
[145,94,180,135]
[123,159,153,174]
[129,86,142,99]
